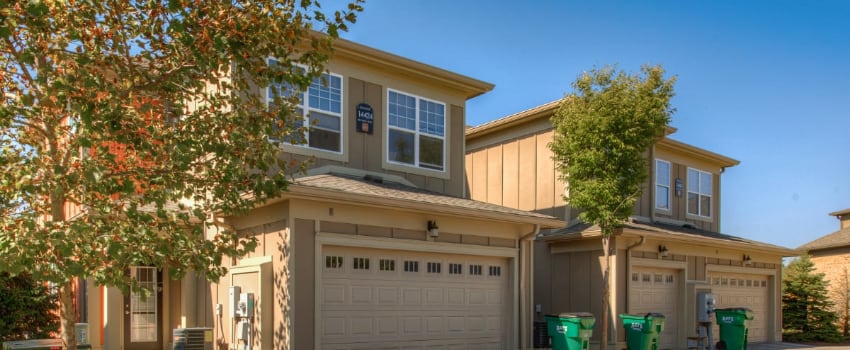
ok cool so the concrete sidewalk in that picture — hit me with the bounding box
[748,342,849,350]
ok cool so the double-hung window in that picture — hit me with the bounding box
[267,59,343,153]
[387,89,445,171]
[687,168,712,217]
[655,159,671,211]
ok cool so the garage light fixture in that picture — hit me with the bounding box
[658,245,669,258]
[427,220,439,237]
[743,255,753,266]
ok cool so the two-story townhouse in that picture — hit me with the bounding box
[798,207,850,335]
[465,100,794,349]
[80,39,563,350]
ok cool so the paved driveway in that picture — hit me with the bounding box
[748,343,850,350]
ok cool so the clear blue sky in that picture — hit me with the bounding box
[333,0,850,250]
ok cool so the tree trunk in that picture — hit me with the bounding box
[600,235,612,350]
[59,283,78,350]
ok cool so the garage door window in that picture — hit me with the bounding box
[449,263,463,275]
[489,266,501,277]
[325,256,343,269]
[379,259,395,271]
[404,260,419,272]
[469,264,483,276]
[353,257,370,270]
[427,262,441,274]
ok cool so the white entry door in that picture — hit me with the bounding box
[319,246,509,350]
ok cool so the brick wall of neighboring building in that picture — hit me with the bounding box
[811,248,850,331]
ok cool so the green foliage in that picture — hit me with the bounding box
[0,272,60,341]
[0,0,361,347]
[550,65,675,236]
[782,255,843,342]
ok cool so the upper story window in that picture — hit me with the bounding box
[267,59,343,153]
[387,89,445,171]
[655,159,671,211]
[687,168,712,218]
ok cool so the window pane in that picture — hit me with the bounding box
[655,186,669,209]
[309,111,340,131]
[308,74,341,113]
[656,161,670,185]
[419,135,444,170]
[700,173,712,195]
[388,129,415,164]
[687,192,699,215]
[687,169,698,190]
[308,128,340,152]
[419,100,445,137]
[700,195,711,217]
[388,91,416,130]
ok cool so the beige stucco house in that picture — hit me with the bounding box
[465,101,795,349]
[78,39,564,350]
[798,207,850,335]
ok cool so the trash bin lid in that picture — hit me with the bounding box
[644,312,665,319]
[556,312,594,319]
[715,307,752,313]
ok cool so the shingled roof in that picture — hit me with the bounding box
[798,227,850,252]
[287,172,564,228]
[541,217,795,255]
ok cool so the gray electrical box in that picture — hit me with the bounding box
[697,292,716,322]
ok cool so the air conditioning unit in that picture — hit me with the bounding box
[75,323,89,345]
[173,328,213,350]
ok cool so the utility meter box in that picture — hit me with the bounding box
[697,292,716,322]
[229,286,241,318]
[237,292,255,318]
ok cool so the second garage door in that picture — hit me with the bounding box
[629,267,680,350]
[709,272,770,343]
[319,246,509,350]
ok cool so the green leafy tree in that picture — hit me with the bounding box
[550,65,675,350]
[0,1,362,348]
[782,255,843,342]
[0,272,60,341]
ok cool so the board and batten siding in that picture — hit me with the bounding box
[465,129,566,219]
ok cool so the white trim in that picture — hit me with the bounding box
[706,264,776,275]
[686,167,713,219]
[630,257,688,270]
[315,232,517,257]
[385,88,448,175]
[654,159,672,212]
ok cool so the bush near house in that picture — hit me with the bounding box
[782,255,844,342]
[0,272,60,341]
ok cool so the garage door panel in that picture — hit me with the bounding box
[320,246,508,349]
[709,273,769,343]
[630,267,679,350]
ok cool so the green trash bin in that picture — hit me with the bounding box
[715,307,754,350]
[620,313,665,350]
[544,312,595,350]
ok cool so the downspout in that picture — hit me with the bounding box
[519,224,540,349]
[624,235,646,313]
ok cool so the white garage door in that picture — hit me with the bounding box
[709,273,770,343]
[320,246,509,350]
[629,267,680,350]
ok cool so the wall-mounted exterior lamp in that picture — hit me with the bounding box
[658,245,669,258]
[427,220,439,237]
[743,255,753,266]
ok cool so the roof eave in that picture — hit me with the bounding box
[283,183,564,228]
[333,39,494,100]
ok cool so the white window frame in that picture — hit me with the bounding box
[385,89,447,172]
[687,167,713,218]
[655,159,671,211]
[265,59,344,155]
